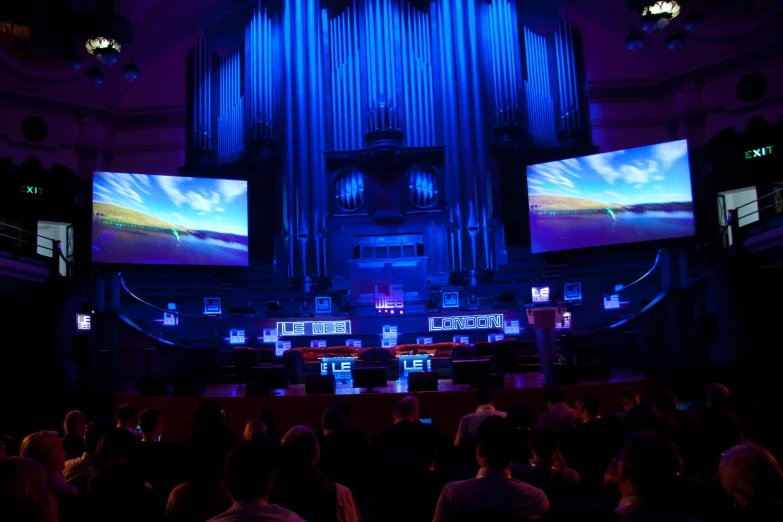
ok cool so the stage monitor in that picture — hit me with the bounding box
[352,367,387,392]
[442,291,460,310]
[532,286,550,303]
[91,172,248,266]
[564,283,582,301]
[452,359,491,387]
[315,296,332,315]
[204,298,222,317]
[321,357,355,384]
[527,139,694,253]
[399,354,432,380]
[76,314,91,331]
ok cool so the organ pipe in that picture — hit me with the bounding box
[523,27,556,147]
[245,2,275,140]
[218,48,244,164]
[191,34,212,151]
[364,0,398,133]
[327,7,363,151]
[401,4,436,147]
[554,13,582,133]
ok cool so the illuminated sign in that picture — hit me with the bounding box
[442,291,460,310]
[428,314,503,332]
[277,320,351,336]
[76,314,91,331]
[262,328,278,343]
[315,296,332,315]
[375,283,404,313]
[275,340,291,357]
[163,302,178,326]
[488,333,505,342]
[399,354,432,380]
[310,340,326,348]
[556,311,571,329]
[204,298,222,317]
[504,319,520,335]
[320,357,355,384]
[20,185,43,195]
[745,145,773,159]
[532,286,550,303]
[229,329,246,344]
[382,338,397,348]
[416,336,433,345]
[603,294,620,310]
[346,339,362,347]
[564,283,581,301]
[453,335,469,344]
[382,325,398,339]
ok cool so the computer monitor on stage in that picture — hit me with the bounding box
[352,367,387,393]
[452,359,491,388]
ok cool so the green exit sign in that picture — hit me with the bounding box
[745,146,774,159]
[20,185,43,195]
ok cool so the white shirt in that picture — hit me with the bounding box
[454,405,506,446]
[335,483,361,522]
[208,499,305,522]
[433,467,549,522]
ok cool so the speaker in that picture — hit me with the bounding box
[408,371,438,392]
[305,375,335,395]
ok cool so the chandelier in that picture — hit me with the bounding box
[85,37,122,65]
[625,1,703,52]
[641,1,681,32]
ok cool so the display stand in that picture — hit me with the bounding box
[526,307,565,385]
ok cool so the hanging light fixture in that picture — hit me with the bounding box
[628,1,681,32]
[683,11,704,32]
[665,30,686,52]
[122,60,140,82]
[87,66,106,86]
[64,51,84,71]
[82,1,134,67]
[626,32,645,51]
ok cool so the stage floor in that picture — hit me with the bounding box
[115,372,652,441]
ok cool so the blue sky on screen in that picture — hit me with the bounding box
[526,140,692,205]
[93,172,248,236]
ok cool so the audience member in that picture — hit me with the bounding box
[64,419,108,482]
[139,409,163,442]
[719,443,783,519]
[0,456,59,522]
[510,427,579,503]
[93,427,140,469]
[273,426,361,522]
[701,384,741,474]
[61,410,86,461]
[607,431,696,522]
[319,407,369,501]
[454,388,506,447]
[506,404,533,465]
[260,408,283,455]
[618,388,640,423]
[187,401,237,482]
[536,387,576,433]
[433,416,549,522]
[333,402,369,448]
[562,391,623,495]
[20,430,77,499]
[244,416,269,444]
[374,451,434,522]
[116,404,142,440]
[373,397,442,469]
[651,389,707,477]
[208,442,304,522]
[87,461,149,522]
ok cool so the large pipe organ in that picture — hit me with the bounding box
[186,0,590,289]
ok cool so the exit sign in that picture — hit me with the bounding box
[20,185,43,195]
[745,146,774,159]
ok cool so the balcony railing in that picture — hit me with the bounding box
[0,220,71,278]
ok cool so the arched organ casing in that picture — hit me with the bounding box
[184,0,590,279]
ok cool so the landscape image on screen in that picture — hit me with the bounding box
[527,139,693,253]
[92,172,248,266]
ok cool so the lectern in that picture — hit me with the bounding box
[526,307,565,385]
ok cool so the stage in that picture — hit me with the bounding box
[115,372,653,442]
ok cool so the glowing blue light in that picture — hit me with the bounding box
[428,314,504,332]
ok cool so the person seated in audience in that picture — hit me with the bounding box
[208,442,304,522]
[0,457,59,522]
[536,386,576,433]
[606,431,697,522]
[260,408,283,455]
[64,420,108,483]
[167,442,231,522]
[273,425,361,522]
[188,401,237,473]
[719,443,783,521]
[651,389,708,477]
[139,408,163,442]
[116,404,142,439]
[244,416,269,444]
[700,384,741,474]
[506,404,533,465]
[618,388,640,423]
[333,402,369,448]
[510,427,579,503]
[454,388,506,447]
[20,430,78,499]
[61,410,86,461]
[562,391,624,496]
[319,407,370,503]
[373,397,443,470]
[87,461,150,522]
[433,416,549,522]
[93,428,141,470]
[374,450,435,522]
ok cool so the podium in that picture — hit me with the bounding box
[526,307,565,385]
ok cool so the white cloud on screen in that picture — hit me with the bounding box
[654,140,688,167]
[218,179,248,203]
[527,178,544,185]
[104,175,144,204]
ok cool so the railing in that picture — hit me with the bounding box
[0,221,71,277]
[727,186,783,246]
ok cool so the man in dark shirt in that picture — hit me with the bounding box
[372,397,444,470]
[61,410,86,461]
[562,391,624,495]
